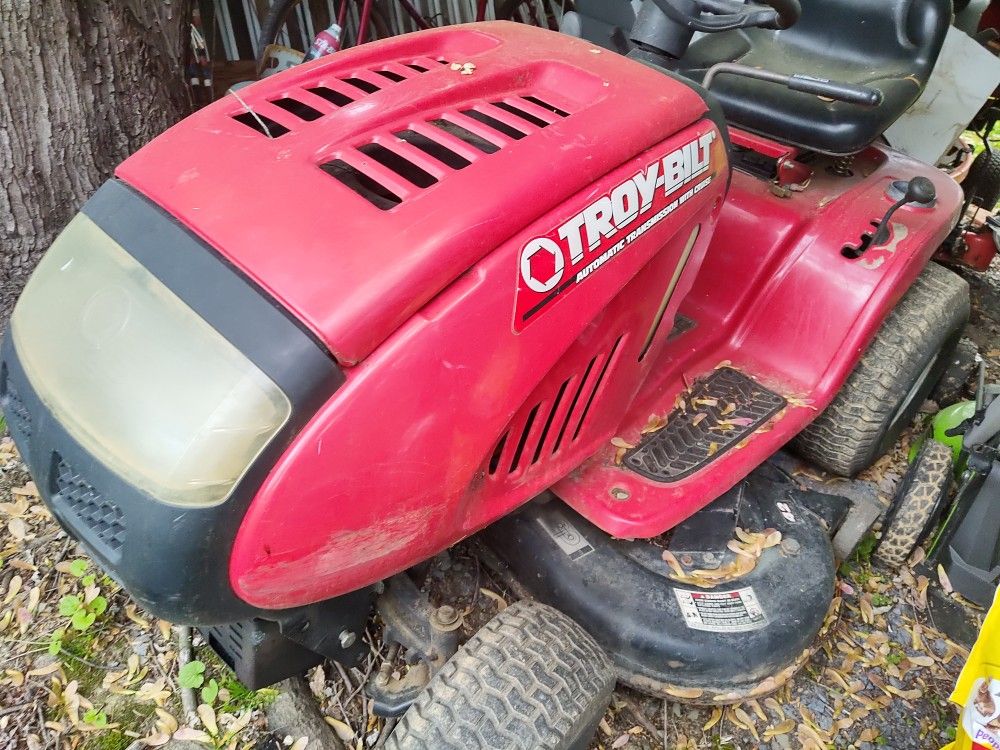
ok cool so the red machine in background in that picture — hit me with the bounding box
[2,0,973,746]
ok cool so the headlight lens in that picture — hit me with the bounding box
[11,214,291,507]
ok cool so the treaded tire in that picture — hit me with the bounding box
[793,263,969,476]
[964,148,1000,212]
[875,439,953,567]
[385,600,615,750]
[930,337,979,406]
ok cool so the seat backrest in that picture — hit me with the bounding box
[778,0,951,74]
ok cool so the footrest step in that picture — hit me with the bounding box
[624,367,786,482]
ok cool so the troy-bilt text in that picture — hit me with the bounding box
[515,130,717,330]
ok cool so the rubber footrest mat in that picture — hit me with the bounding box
[624,367,786,482]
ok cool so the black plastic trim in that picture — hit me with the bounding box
[627,48,733,190]
[2,179,345,625]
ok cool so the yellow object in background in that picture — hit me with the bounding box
[945,588,1000,750]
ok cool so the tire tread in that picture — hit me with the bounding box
[386,600,614,750]
[793,263,969,476]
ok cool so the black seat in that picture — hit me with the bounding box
[675,0,951,154]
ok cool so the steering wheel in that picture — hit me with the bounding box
[651,0,801,31]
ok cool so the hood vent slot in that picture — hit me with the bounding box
[460,109,526,140]
[320,159,402,210]
[271,97,322,121]
[358,143,438,188]
[430,119,499,154]
[376,70,407,83]
[523,95,570,117]
[487,336,624,478]
[232,111,289,138]
[395,129,471,169]
[308,86,355,107]
[492,101,550,128]
[342,76,381,94]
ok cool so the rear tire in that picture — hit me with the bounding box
[385,600,614,750]
[875,438,953,567]
[793,263,969,476]
[964,148,1000,212]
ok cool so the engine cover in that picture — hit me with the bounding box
[117,21,719,364]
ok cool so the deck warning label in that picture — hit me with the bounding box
[673,586,767,633]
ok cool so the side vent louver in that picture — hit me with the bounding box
[488,336,623,478]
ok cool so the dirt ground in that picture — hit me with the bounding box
[0,258,998,750]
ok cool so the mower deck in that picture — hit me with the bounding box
[484,463,847,703]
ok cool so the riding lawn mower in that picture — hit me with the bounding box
[2,0,979,746]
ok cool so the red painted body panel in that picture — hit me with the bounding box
[555,147,963,537]
[949,230,998,272]
[230,122,728,608]
[114,22,711,365]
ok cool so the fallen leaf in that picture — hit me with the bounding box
[27,662,62,678]
[763,719,795,738]
[325,717,356,743]
[7,518,27,540]
[3,575,22,603]
[197,704,217,736]
[662,685,704,699]
[937,564,953,594]
[479,588,507,611]
[661,549,685,578]
[172,727,211,743]
[703,706,723,731]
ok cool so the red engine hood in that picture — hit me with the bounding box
[117,22,711,364]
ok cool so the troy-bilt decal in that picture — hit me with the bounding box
[537,508,594,561]
[515,130,717,331]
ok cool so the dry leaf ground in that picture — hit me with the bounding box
[2,262,999,749]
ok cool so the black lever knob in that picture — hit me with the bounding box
[904,176,936,206]
[871,177,936,246]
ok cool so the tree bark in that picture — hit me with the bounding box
[0,0,191,325]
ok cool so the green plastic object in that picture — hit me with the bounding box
[933,400,976,465]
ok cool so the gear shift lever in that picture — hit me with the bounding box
[871,177,936,246]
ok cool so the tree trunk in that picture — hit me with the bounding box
[0,0,191,325]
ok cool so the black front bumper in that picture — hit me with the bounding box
[1,180,344,625]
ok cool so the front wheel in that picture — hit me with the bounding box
[385,600,614,750]
[793,263,970,476]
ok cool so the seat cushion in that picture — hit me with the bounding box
[676,0,951,154]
